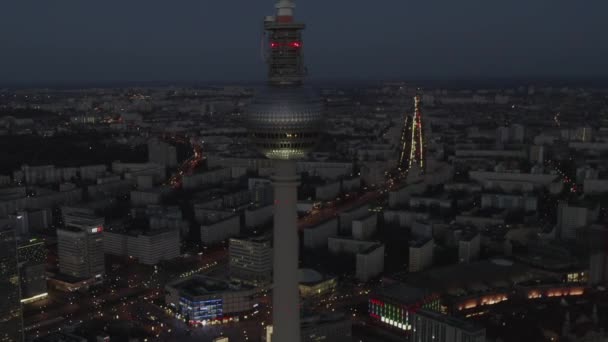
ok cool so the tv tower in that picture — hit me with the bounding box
[398,94,426,175]
[246,1,322,341]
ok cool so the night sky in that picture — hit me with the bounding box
[1,0,606,84]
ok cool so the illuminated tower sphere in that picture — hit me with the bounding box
[245,1,321,342]
[246,0,322,161]
[247,87,322,160]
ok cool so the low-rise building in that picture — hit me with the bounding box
[165,276,257,324]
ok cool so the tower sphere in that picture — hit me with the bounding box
[246,86,322,160]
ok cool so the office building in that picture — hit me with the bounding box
[0,226,23,342]
[57,208,104,279]
[229,236,273,285]
[17,237,47,303]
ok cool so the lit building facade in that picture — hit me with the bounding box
[17,237,47,303]
[165,276,257,325]
[229,236,273,286]
[57,226,104,280]
[368,284,440,334]
[0,226,23,342]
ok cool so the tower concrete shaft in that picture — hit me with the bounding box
[272,159,300,342]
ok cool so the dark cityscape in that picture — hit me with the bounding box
[1,1,608,341]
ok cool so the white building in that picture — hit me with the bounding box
[557,202,599,240]
[458,233,481,264]
[341,176,361,193]
[303,218,338,249]
[584,179,608,194]
[496,124,524,144]
[589,251,608,286]
[130,189,166,207]
[529,145,545,164]
[356,244,385,282]
[352,213,377,240]
[469,171,560,193]
[111,162,166,182]
[148,138,178,167]
[87,179,132,200]
[201,215,240,245]
[245,205,273,229]
[409,239,434,272]
[383,210,430,228]
[182,168,232,189]
[315,181,341,201]
[327,237,384,282]
[229,236,273,285]
[103,228,180,265]
[481,193,538,211]
[339,204,370,234]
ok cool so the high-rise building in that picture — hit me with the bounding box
[229,236,273,286]
[17,237,48,303]
[0,225,23,342]
[246,0,323,340]
[409,238,434,272]
[589,251,608,286]
[57,207,104,279]
[458,233,480,264]
[556,202,599,240]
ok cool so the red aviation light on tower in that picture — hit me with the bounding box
[270,41,302,49]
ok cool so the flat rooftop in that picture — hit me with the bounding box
[417,309,484,333]
[406,259,549,295]
[171,276,254,298]
[373,283,432,305]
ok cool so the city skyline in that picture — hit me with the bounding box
[1,1,608,341]
[1,1,607,84]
